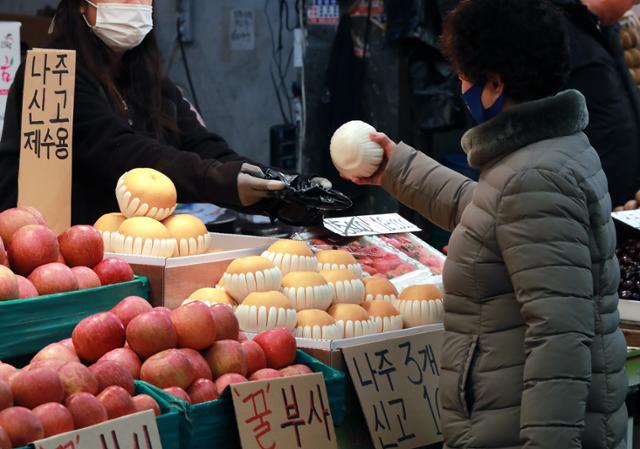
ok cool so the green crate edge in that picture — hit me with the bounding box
[0,276,149,360]
[137,349,346,449]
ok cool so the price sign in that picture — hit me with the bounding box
[17,49,75,234]
[307,0,340,25]
[33,410,162,449]
[0,22,20,138]
[230,9,255,51]
[323,213,421,237]
[342,330,443,449]
[231,373,338,449]
[612,210,640,230]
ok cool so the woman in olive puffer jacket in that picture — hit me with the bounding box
[344,1,628,448]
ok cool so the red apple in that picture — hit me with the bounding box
[238,332,248,342]
[72,312,125,363]
[180,348,212,381]
[0,425,10,449]
[10,368,64,408]
[209,304,239,341]
[57,252,66,264]
[112,296,152,327]
[163,387,191,403]
[0,208,42,246]
[32,343,79,364]
[8,224,59,275]
[241,340,267,376]
[206,340,248,378]
[253,328,297,370]
[0,407,43,446]
[98,348,141,379]
[126,311,177,359]
[20,207,46,225]
[280,364,313,377]
[97,385,135,419]
[59,338,75,351]
[58,225,104,268]
[249,368,283,381]
[32,403,74,437]
[27,360,67,373]
[187,378,218,404]
[215,373,248,395]
[65,392,108,429]
[140,349,194,389]
[0,365,16,384]
[0,237,7,268]
[58,362,99,397]
[71,266,101,290]
[0,382,12,411]
[15,275,38,298]
[132,394,160,416]
[171,301,217,350]
[93,258,134,285]
[28,263,79,295]
[0,266,18,301]
[153,306,172,317]
[89,361,135,395]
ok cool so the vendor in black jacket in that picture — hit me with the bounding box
[0,0,325,225]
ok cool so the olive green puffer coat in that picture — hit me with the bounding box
[382,90,627,449]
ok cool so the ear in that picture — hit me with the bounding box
[481,74,504,108]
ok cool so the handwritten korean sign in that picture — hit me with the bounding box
[612,209,640,230]
[0,22,20,138]
[230,9,255,51]
[323,213,421,237]
[17,49,75,234]
[231,373,337,449]
[33,410,162,449]
[342,330,443,449]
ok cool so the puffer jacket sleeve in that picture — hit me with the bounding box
[495,167,595,449]
[381,142,476,230]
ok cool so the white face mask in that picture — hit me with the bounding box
[83,1,153,52]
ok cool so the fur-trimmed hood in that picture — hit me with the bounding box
[461,90,589,167]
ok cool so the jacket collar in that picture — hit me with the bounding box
[461,90,589,167]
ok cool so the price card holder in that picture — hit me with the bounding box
[31,410,162,449]
[342,330,443,449]
[18,48,76,234]
[323,213,421,237]
[231,373,338,449]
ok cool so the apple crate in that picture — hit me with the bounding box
[0,276,149,361]
[136,351,346,449]
[105,233,277,309]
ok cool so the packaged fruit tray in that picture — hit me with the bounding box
[374,233,445,275]
[0,276,149,360]
[137,351,346,449]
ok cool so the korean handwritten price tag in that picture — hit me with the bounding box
[32,410,162,449]
[231,372,337,449]
[17,48,75,234]
[342,330,443,449]
[323,213,421,237]
[612,210,640,230]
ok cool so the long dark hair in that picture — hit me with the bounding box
[50,0,175,137]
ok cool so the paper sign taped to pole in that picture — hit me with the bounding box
[17,49,76,234]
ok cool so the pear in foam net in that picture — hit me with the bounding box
[109,217,176,257]
[320,269,365,305]
[294,309,343,340]
[221,256,282,303]
[362,300,403,332]
[281,272,333,311]
[116,168,177,221]
[316,250,362,277]
[328,303,378,338]
[394,284,444,327]
[182,287,236,308]
[364,277,398,302]
[261,240,318,274]
[162,214,211,256]
[235,291,297,333]
[94,212,126,252]
[330,120,384,178]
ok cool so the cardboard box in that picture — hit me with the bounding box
[106,232,277,308]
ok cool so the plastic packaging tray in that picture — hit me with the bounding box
[0,276,149,360]
[138,350,346,449]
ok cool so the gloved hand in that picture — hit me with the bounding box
[310,177,333,189]
[238,163,286,206]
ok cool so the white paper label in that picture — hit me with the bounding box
[612,210,640,229]
[0,22,20,139]
[230,9,255,51]
[323,213,421,237]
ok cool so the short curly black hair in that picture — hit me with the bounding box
[440,0,570,103]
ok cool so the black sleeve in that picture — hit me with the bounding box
[0,63,23,212]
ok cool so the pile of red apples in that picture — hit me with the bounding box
[0,297,308,448]
[0,207,134,301]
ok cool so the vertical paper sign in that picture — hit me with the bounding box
[0,21,20,138]
[230,9,255,51]
[231,373,338,449]
[33,410,162,449]
[17,49,75,234]
[342,330,444,449]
